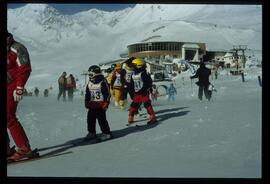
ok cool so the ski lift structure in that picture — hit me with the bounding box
[229,45,247,75]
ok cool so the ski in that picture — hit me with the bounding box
[126,118,159,127]
[7,149,73,165]
[136,119,159,127]
[79,135,114,145]
[126,118,149,127]
[96,136,114,143]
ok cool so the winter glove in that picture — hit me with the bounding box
[101,101,109,111]
[13,86,24,102]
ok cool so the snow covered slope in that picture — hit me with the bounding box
[7,68,262,177]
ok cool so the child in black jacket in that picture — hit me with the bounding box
[85,65,112,141]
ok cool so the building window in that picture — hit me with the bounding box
[156,43,159,51]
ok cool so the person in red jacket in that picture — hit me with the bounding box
[66,74,76,101]
[128,58,157,125]
[7,32,34,161]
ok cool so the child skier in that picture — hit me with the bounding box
[167,83,177,102]
[111,63,122,107]
[150,84,159,101]
[128,58,157,125]
[119,57,135,109]
[85,65,112,141]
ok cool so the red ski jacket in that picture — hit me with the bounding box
[7,41,32,90]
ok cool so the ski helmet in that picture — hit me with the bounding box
[125,57,136,66]
[132,58,145,69]
[88,65,101,82]
[106,67,112,73]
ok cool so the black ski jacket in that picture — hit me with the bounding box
[191,65,211,87]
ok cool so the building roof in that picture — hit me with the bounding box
[182,43,200,49]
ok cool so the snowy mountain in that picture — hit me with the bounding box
[8,4,262,48]
[7,4,262,178]
[7,4,262,89]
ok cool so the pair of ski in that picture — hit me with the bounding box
[126,117,159,127]
[7,136,113,165]
[7,148,72,165]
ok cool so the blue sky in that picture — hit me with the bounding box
[7,4,136,14]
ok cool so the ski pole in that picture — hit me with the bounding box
[241,72,245,82]
[258,76,262,87]
[191,78,193,95]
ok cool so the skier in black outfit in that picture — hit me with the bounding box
[190,62,212,101]
[85,65,112,141]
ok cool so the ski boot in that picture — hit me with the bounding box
[99,133,113,141]
[8,148,36,162]
[128,115,134,125]
[147,115,157,124]
[84,133,97,141]
[7,145,16,157]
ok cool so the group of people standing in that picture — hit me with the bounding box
[7,31,213,162]
[34,87,49,97]
[106,59,134,109]
[84,57,158,140]
[57,72,77,101]
[105,58,159,110]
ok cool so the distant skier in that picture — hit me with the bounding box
[171,72,177,86]
[66,74,76,101]
[128,58,157,124]
[7,31,35,161]
[57,72,67,101]
[212,64,219,80]
[85,65,112,141]
[167,83,177,102]
[34,87,39,97]
[190,62,212,101]
[43,89,49,97]
[150,84,159,101]
[207,83,217,100]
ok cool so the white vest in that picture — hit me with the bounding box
[113,72,122,87]
[125,70,134,83]
[88,81,104,101]
[132,72,144,92]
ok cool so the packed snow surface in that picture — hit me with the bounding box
[7,68,261,178]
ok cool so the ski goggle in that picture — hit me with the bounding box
[88,71,95,78]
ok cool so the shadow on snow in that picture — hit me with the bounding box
[36,106,190,158]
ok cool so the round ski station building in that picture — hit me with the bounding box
[127,39,206,64]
